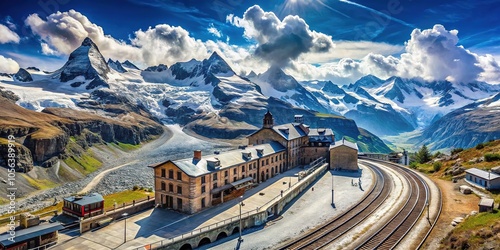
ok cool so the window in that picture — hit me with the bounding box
[161,182,166,191]
[225,179,228,185]
[169,183,174,192]
[177,198,183,210]
[266,159,269,165]
[276,156,278,161]
[201,176,206,184]
[233,176,237,182]
[242,174,245,179]
[233,168,237,175]
[201,186,206,194]
[213,183,218,189]
[262,160,265,166]
[271,157,274,163]
[161,169,166,178]
[242,165,245,172]
[177,171,182,181]
[213,173,218,181]
[225,171,228,177]
[253,162,256,169]
[177,185,182,195]
[201,198,206,208]
[169,170,174,179]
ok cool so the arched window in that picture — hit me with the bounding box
[161,182,166,191]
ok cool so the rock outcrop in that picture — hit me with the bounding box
[14,68,33,82]
[0,93,164,171]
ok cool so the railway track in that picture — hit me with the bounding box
[355,160,429,250]
[280,162,392,250]
[280,159,434,250]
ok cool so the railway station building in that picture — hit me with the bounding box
[151,111,358,214]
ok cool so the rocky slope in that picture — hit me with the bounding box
[419,93,500,151]
[0,89,163,172]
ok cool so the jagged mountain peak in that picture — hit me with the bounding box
[246,70,257,78]
[107,59,127,73]
[259,66,299,92]
[122,60,140,70]
[321,81,345,95]
[81,37,95,46]
[144,64,168,72]
[351,74,384,89]
[56,37,110,89]
[203,51,233,75]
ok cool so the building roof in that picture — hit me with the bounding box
[479,198,494,207]
[0,222,64,247]
[330,138,358,151]
[271,123,308,140]
[465,168,500,180]
[151,142,286,177]
[63,193,104,206]
[308,128,334,143]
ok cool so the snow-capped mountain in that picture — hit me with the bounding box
[107,59,127,73]
[302,74,500,136]
[419,92,500,151]
[0,37,391,153]
[122,60,140,70]
[53,37,110,89]
[250,66,329,114]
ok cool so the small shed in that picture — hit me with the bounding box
[329,138,359,171]
[459,185,472,194]
[0,222,64,249]
[63,193,104,218]
[479,198,495,212]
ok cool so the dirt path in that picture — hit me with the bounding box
[79,126,173,194]
[423,177,480,249]
[79,160,140,194]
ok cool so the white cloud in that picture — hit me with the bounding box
[207,23,222,38]
[25,10,143,61]
[397,24,483,83]
[0,24,20,44]
[21,8,500,85]
[40,43,61,56]
[300,41,403,63]
[0,55,20,73]
[477,54,500,84]
[291,25,500,84]
[24,10,211,67]
[131,24,209,66]
[227,5,334,66]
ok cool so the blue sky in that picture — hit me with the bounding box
[0,0,499,84]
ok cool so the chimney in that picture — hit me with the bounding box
[194,150,202,160]
[294,115,304,124]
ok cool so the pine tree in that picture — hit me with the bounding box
[417,144,431,164]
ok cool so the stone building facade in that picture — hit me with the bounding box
[247,112,334,170]
[329,138,359,171]
[150,142,286,214]
[151,111,357,214]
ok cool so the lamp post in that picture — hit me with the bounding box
[331,172,334,206]
[122,213,128,243]
[238,196,245,244]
